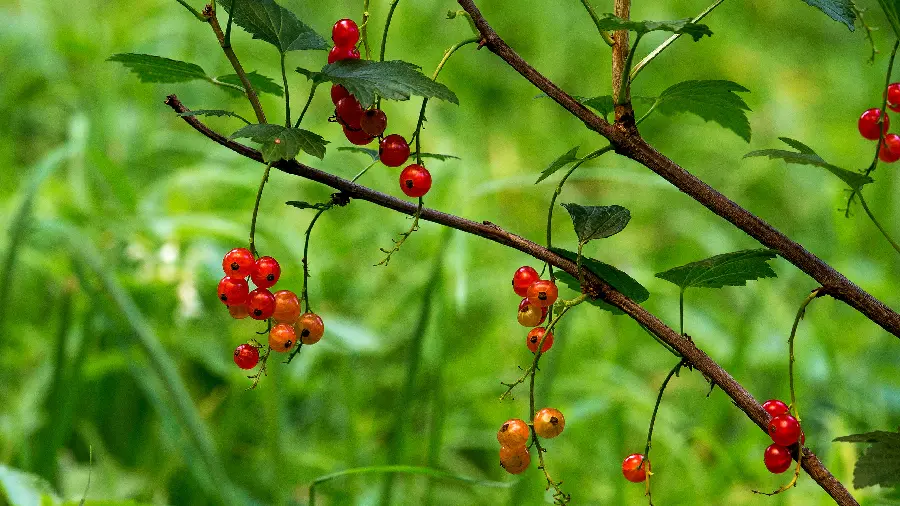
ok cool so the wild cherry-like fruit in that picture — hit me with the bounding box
[233,343,260,370]
[328,46,360,64]
[332,19,360,48]
[622,454,649,483]
[379,134,410,167]
[526,327,554,354]
[268,323,296,353]
[763,443,792,474]
[859,108,890,140]
[228,303,250,319]
[272,290,301,323]
[512,266,540,297]
[517,298,547,327]
[768,414,802,446]
[762,399,789,418]
[218,276,249,306]
[247,288,276,320]
[331,84,350,105]
[399,164,432,198]
[533,408,565,438]
[343,125,375,145]
[499,446,531,474]
[888,83,900,112]
[497,419,530,448]
[296,312,325,344]
[336,97,364,131]
[222,248,255,278]
[251,256,281,289]
[527,280,558,308]
[880,133,900,163]
[360,109,388,137]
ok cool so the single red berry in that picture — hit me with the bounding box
[331,19,360,48]
[379,134,410,167]
[517,298,547,327]
[527,279,558,308]
[762,399,789,418]
[499,446,531,474]
[336,97,364,131]
[250,256,281,289]
[272,290,301,324]
[228,304,250,320]
[497,419,530,448]
[622,454,649,483]
[880,133,900,163]
[268,323,296,352]
[533,408,565,438]
[512,266,541,296]
[247,288,276,320]
[328,45,360,64]
[768,414,802,447]
[296,312,325,344]
[218,276,249,306]
[360,109,388,137]
[222,248,254,278]
[859,108,890,140]
[399,164,432,198]
[526,327,554,353]
[343,125,375,145]
[331,84,351,105]
[763,444,792,474]
[888,83,900,112]
[233,343,260,370]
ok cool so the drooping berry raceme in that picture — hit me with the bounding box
[379,134,411,167]
[247,288,276,320]
[222,248,255,278]
[533,407,565,438]
[859,108,890,140]
[331,19,360,48]
[762,399,790,418]
[343,125,375,145]
[272,290,301,324]
[497,419,531,448]
[622,454,649,483]
[296,312,325,344]
[512,266,541,296]
[517,298,547,327]
[251,256,281,289]
[526,327,554,353]
[499,445,531,475]
[327,46,360,64]
[233,343,260,370]
[331,84,351,105]
[888,83,900,112]
[336,97,364,131]
[768,414,802,447]
[228,303,250,320]
[268,323,296,353]
[360,109,388,137]
[218,276,249,306]
[763,444,793,474]
[527,279,558,308]
[879,133,900,163]
[399,164,432,198]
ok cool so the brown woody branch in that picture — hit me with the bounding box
[165,95,856,505]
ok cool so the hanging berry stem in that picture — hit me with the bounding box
[642,360,685,505]
[377,198,423,266]
[858,193,900,256]
[294,84,319,128]
[301,205,333,313]
[787,287,824,421]
[361,0,372,60]
[375,0,401,109]
[249,163,273,259]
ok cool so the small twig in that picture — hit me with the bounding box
[247,345,272,389]
[858,193,900,256]
[376,198,423,266]
[280,53,291,127]
[301,205,333,312]
[294,84,318,128]
[361,0,372,60]
[788,288,824,420]
[642,360,686,505]
[206,8,267,124]
[248,163,272,258]
[851,1,878,64]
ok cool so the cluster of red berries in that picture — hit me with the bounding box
[761,399,805,474]
[497,408,566,474]
[218,248,325,371]
[857,83,900,162]
[512,266,559,353]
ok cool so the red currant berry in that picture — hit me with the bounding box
[622,454,649,483]
[859,108,890,140]
[331,84,351,105]
[343,125,375,145]
[888,83,900,112]
[218,276,249,306]
[332,19,360,48]
[336,97,364,131]
[497,419,530,448]
[268,323,296,353]
[296,312,325,344]
[527,279,558,308]
[360,109,388,137]
[247,288,276,320]
[250,256,281,289]
[499,446,531,474]
[533,407,565,438]
[763,443,792,474]
[526,327,554,354]
[762,399,789,418]
[379,134,410,167]
[517,298,547,327]
[233,343,260,370]
[512,266,541,296]
[228,303,250,319]
[272,290,301,324]
[222,248,254,278]
[327,46,360,64]
[399,164,432,198]
[880,133,900,163]
[768,414,802,446]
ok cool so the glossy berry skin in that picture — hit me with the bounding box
[360,109,388,137]
[379,134,410,167]
[327,45,360,64]
[859,108,890,140]
[331,84,351,105]
[527,280,558,308]
[762,399,790,418]
[399,164,432,198]
[296,312,325,344]
[268,323,296,353]
[533,407,565,438]
[622,454,649,483]
[764,444,792,474]
[768,414,802,447]
[228,303,250,320]
[343,125,375,145]
[512,266,541,297]
[250,256,281,289]
[526,327,554,354]
[272,290,301,324]
[888,83,900,112]
[336,97,364,131]
[332,19,360,48]
[222,248,255,278]
[499,446,531,475]
[247,288,276,320]
[517,298,547,327]
[497,419,530,448]
[233,344,260,370]
[880,133,900,163]
[218,276,249,306]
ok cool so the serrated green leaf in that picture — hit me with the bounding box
[222,0,328,53]
[178,110,251,124]
[655,249,778,291]
[297,60,458,108]
[594,14,713,41]
[744,137,873,190]
[653,80,752,142]
[108,53,207,83]
[230,124,328,161]
[337,146,459,162]
[877,0,900,38]
[536,147,580,183]
[286,200,332,210]
[217,71,284,97]
[551,248,650,315]
[835,430,900,489]
[561,203,631,244]
[801,0,856,30]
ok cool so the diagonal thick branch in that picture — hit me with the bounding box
[165,94,856,505]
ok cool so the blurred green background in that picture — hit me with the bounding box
[2,0,900,504]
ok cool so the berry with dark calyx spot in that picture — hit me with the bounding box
[517,298,547,327]
[222,248,254,278]
[497,419,530,448]
[268,323,296,353]
[858,108,890,140]
[332,19,360,48]
[888,83,900,112]
[331,84,351,105]
[526,327,554,354]
[247,288,276,320]
[336,97,364,131]
[526,279,558,308]
[272,290,301,324]
[533,407,565,438]
[360,109,388,137]
[622,454,649,483]
[880,133,900,163]
[343,125,375,145]
[218,276,249,306]
[296,312,325,344]
[379,134,410,167]
[764,444,792,474]
[499,446,531,474]
[233,343,260,370]
[399,164,432,198]
[512,266,540,297]
[228,303,250,319]
[762,399,790,418]
[250,256,281,289]
[328,46,360,64]
[768,414,802,446]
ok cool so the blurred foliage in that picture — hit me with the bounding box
[2,0,900,505]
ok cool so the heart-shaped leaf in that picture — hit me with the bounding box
[536,147,580,184]
[551,248,649,315]
[230,124,328,162]
[561,203,631,244]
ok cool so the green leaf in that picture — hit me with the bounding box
[551,248,650,315]
[655,249,778,291]
[107,53,207,83]
[877,0,900,38]
[561,203,631,244]
[653,80,752,142]
[536,146,580,184]
[286,200,332,210]
[337,146,459,161]
[222,0,328,53]
[297,60,458,108]
[178,110,251,124]
[217,71,284,97]
[801,0,856,30]
[835,430,900,489]
[230,124,328,161]
[594,14,713,41]
[744,137,873,190]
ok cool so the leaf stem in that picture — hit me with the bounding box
[351,160,379,183]
[176,0,209,21]
[579,0,615,46]
[249,163,273,258]
[223,0,237,45]
[281,53,291,128]
[375,0,402,109]
[294,84,318,128]
[208,11,267,124]
[616,33,642,105]
[858,193,900,255]
[679,289,684,337]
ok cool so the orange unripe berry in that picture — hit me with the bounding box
[228,303,250,320]
[533,407,565,438]
[296,312,325,344]
[497,419,530,448]
[517,299,545,327]
[526,327,554,354]
[268,323,296,353]
[499,445,531,474]
[272,290,301,323]
[526,280,558,308]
